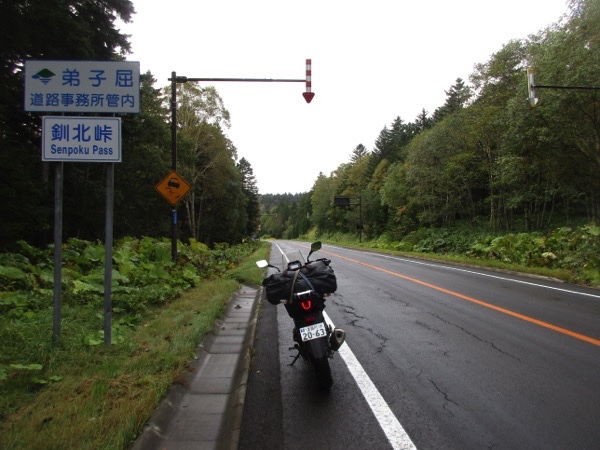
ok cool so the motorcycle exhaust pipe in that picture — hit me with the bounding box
[329,328,346,351]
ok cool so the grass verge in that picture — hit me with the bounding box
[0,242,270,450]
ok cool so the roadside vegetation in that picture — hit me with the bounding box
[1,228,598,448]
[307,223,600,287]
[1,1,599,447]
[0,237,268,450]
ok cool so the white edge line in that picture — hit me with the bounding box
[330,245,600,300]
[324,312,417,450]
[275,243,417,448]
[380,254,600,299]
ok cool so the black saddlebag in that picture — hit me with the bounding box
[262,260,337,305]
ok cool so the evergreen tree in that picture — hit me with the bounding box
[350,144,369,163]
[415,108,433,131]
[237,157,261,237]
[372,126,392,163]
[432,78,472,122]
[0,0,135,248]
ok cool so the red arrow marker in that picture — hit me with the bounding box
[302,92,315,103]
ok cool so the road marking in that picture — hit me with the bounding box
[276,243,416,447]
[378,253,600,300]
[324,312,417,450]
[332,245,600,300]
[327,251,600,347]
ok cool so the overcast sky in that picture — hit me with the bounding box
[119,0,569,195]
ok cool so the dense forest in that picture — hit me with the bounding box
[260,0,600,241]
[1,0,598,252]
[0,0,260,251]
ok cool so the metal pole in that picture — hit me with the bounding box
[166,60,314,263]
[104,162,114,346]
[359,195,362,244]
[534,84,600,90]
[52,162,63,343]
[174,77,305,83]
[171,72,178,264]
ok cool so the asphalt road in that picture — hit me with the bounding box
[239,241,600,450]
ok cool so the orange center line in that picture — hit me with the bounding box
[327,251,600,347]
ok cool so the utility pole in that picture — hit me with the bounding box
[166,60,315,263]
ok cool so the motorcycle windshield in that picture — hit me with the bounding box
[282,250,305,268]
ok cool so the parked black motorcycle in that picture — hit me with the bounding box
[257,242,345,389]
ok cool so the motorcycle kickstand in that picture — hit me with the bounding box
[288,344,302,366]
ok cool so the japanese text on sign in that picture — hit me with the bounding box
[42,116,122,162]
[25,61,140,113]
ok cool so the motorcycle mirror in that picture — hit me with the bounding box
[307,241,322,262]
[256,260,281,272]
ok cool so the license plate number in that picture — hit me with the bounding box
[300,323,327,342]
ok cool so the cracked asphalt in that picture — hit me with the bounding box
[237,241,600,449]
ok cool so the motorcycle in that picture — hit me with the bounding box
[257,242,346,389]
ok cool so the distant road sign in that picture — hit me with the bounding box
[156,170,192,206]
[42,116,121,162]
[25,60,140,113]
[334,196,352,207]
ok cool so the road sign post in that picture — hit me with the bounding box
[334,195,363,242]
[26,60,139,345]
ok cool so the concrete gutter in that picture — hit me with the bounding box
[131,284,261,450]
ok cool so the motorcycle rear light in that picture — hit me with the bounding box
[300,299,312,311]
[303,316,316,324]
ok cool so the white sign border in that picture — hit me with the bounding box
[25,60,140,114]
[42,116,122,163]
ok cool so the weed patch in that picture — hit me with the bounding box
[0,238,269,449]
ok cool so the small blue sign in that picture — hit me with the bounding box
[42,116,122,162]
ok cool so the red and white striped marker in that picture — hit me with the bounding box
[302,58,315,103]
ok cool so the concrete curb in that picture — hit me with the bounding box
[218,286,262,450]
[131,284,261,450]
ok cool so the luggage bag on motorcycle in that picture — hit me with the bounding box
[262,260,337,305]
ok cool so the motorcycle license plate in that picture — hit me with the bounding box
[299,323,327,342]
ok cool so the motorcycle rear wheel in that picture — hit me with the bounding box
[310,355,333,389]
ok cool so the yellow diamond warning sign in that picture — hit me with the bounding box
[155,170,191,206]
